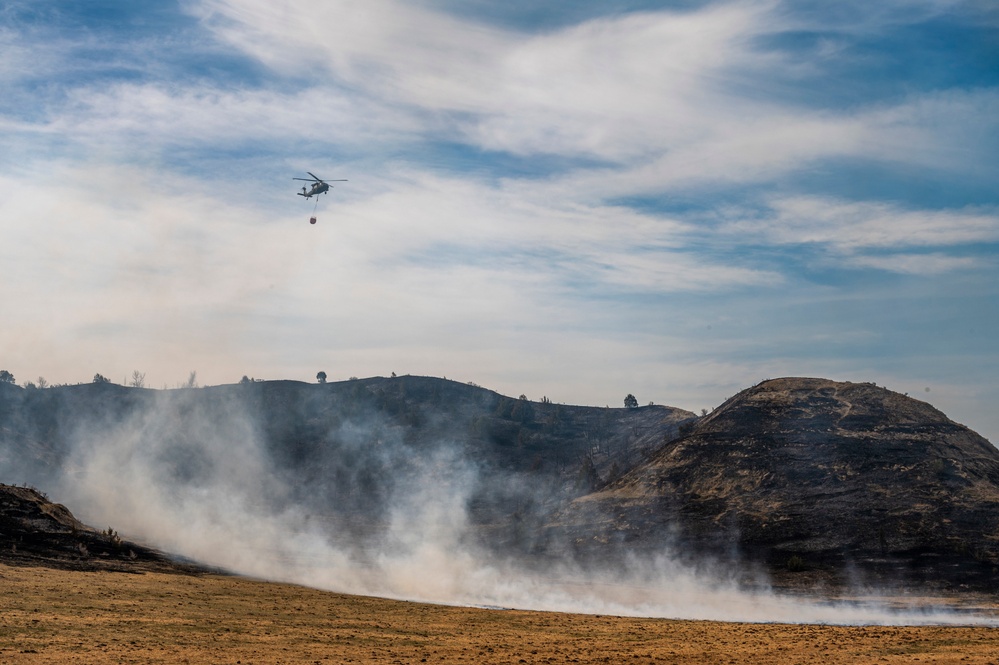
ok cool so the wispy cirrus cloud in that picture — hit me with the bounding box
[714,196,999,275]
[844,252,986,274]
[191,1,778,162]
[757,196,999,250]
[51,84,419,152]
[188,0,999,189]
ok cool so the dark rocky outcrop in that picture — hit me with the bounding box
[0,483,201,572]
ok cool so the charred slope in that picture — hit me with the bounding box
[0,381,154,480]
[0,377,694,548]
[552,378,999,589]
[0,483,199,572]
[233,376,692,488]
[0,377,693,484]
[4,376,998,590]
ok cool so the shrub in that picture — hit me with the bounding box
[104,527,123,550]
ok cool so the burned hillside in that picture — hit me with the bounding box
[551,378,999,590]
[2,376,998,591]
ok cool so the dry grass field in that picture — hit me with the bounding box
[1,563,998,664]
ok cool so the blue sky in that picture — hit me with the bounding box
[1,0,997,442]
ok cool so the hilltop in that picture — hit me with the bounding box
[554,378,999,589]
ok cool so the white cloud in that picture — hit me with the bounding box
[463,3,776,160]
[863,88,999,177]
[0,27,35,84]
[186,0,999,194]
[191,0,512,98]
[336,169,783,293]
[0,159,779,390]
[553,85,999,201]
[760,197,999,250]
[191,1,776,161]
[844,252,985,274]
[18,82,419,157]
[709,196,999,274]
[0,163,313,383]
[8,0,991,206]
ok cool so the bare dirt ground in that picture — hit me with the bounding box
[1,563,998,665]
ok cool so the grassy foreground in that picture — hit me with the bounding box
[1,563,998,664]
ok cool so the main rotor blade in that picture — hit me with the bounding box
[307,171,322,181]
[292,178,315,181]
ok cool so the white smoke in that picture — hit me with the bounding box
[34,386,999,627]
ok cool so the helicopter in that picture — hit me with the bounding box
[293,172,347,199]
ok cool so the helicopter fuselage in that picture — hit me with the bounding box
[297,182,329,198]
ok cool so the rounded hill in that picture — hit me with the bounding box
[555,378,999,589]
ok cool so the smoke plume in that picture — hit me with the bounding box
[2,382,996,627]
